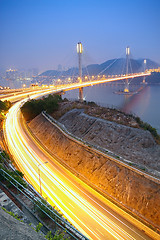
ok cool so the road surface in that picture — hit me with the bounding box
[4,93,159,240]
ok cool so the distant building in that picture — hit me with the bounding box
[148,68,160,73]
[57,64,62,71]
[32,68,39,77]
[6,69,18,81]
[28,68,39,78]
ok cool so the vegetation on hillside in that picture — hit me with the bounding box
[0,100,12,128]
[0,164,27,189]
[21,94,62,121]
[52,99,160,144]
[135,116,160,143]
[35,198,62,221]
[45,230,69,240]
[0,154,70,239]
[0,100,11,112]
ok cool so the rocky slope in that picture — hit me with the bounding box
[29,113,160,227]
[0,207,45,240]
[59,109,160,171]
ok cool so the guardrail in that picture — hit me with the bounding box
[0,168,89,240]
[42,111,160,183]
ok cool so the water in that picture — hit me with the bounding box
[1,78,160,133]
[63,83,160,134]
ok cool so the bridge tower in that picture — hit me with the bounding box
[142,59,147,84]
[77,42,83,102]
[124,46,130,93]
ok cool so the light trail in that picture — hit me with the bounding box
[0,71,151,103]
[58,72,151,92]
[3,89,158,240]
[0,88,55,102]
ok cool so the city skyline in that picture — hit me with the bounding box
[0,0,160,73]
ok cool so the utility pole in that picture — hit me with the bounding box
[77,42,83,102]
[38,161,48,196]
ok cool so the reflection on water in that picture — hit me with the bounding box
[121,86,150,115]
[64,83,160,133]
[0,78,160,133]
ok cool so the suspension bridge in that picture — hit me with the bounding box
[75,42,151,102]
[32,42,151,102]
[1,43,153,103]
[1,44,159,240]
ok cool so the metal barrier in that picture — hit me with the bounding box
[0,168,89,240]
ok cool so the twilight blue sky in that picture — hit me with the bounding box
[0,0,160,72]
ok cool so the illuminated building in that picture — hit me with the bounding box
[6,69,18,81]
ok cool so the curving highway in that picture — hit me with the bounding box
[4,91,159,240]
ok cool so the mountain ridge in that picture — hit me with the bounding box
[40,58,160,77]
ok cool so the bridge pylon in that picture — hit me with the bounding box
[77,42,83,102]
[142,59,147,84]
[124,46,130,93]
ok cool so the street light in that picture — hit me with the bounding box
[38,161,48,196]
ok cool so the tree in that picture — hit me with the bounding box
[21,94,62,121]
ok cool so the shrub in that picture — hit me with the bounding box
[1,150,10,159]
[35,222,43,232]
[135,117,160,143]
[45,230,69,240]
[2,207,23,221]
[0,166,27,189]
[0,100,11,111]
[21,94,62,121]
[35,198,62,221]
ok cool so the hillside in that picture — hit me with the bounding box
[58,108,160,172]
[28,109,160,227]
[0,207,45,240]
[40,58,160,77]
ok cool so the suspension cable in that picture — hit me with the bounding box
[96,51,124,77]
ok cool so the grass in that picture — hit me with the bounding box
[2,207,23,222]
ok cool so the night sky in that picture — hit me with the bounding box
[0,0,160,72]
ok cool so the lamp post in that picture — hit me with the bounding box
[38,161,48,196]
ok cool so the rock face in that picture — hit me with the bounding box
[29,112,160,228]
[59,109,160,171]
[0,207,45,240]
[0,189,30,224]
